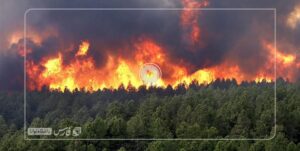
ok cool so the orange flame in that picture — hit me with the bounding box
[76,41,90,56]
[27,38,292,92]
[27,39,217,91]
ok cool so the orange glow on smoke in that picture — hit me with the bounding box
[6,27,58,56]
[278,52,296,65]
[287,5,300,29]
[263,41,299,81]
[263,42,296,65]
[181,0,209,46]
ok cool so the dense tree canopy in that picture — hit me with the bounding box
[0,79,299,151]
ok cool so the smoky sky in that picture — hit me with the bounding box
[25,10,274,69]
[0,41,24,91]
[0,0,300,91]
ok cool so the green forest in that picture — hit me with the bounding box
[0,79,299,151]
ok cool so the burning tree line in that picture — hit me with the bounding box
[34,77,277,93]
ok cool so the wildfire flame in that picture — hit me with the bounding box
[22,6,299,92]
[26,38,298,92]
[76,41,90,56]
[26,39,218,91]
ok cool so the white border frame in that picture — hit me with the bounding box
[24,8,277,141]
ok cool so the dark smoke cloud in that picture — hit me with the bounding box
[0,0,300,91]
[25,9,274,74]
[0,42,24,91]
